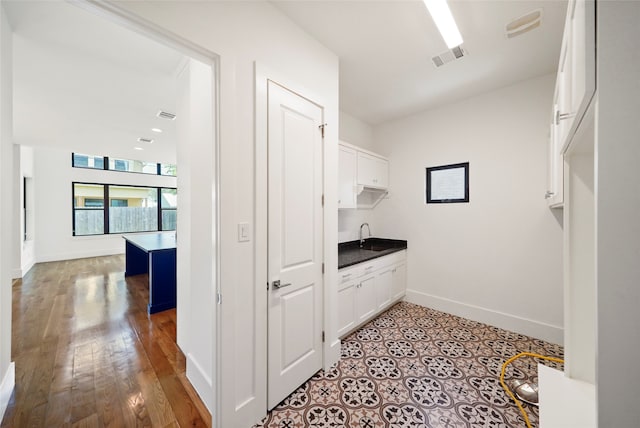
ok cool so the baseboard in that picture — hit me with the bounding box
[0,362,15,421]
[186,353,213,413]
[11,259,35,279]
[37,249,124,263]
[405,289,563,345]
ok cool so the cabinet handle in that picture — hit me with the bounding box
[555,110,575,124]
[342,273,352,279]
[364,266,374,271]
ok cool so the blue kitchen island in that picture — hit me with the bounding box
[123,232,177,314]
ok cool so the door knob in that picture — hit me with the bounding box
[273,280,292,289]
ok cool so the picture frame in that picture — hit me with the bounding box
[426,162,469,204]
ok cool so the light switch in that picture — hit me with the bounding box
[238,222,251,242]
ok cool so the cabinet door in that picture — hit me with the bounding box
[391,262,407,301]
[337,281,357,337]
[356,276,377,323]
[357,152,387,189]
[375,268,393,310]
[338,145,357,209]
[555,0,596,152]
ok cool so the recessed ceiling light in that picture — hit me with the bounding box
[151,128,163,133]
[137,137,154,144]
[423,0,463,49]
[134,147,144,151]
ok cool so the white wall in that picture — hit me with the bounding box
[113,2,339,427]
[596,2,640,425]
[372,74,564,344]
[32,146,176,262]
[175,58,215,411]
[338,111,378,242]
[0,3,14,419]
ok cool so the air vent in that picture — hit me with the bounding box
[505,9,543,39]
[432,45,467,68]
[157,110,177,120]
[137,137,154,144]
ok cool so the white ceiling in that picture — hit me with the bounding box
[272,0,568,124]
[5,1,185,163]
[5,0,568,158]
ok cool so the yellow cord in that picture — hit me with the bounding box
[500,352,565,428]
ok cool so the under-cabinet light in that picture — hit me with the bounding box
[423,0,463,49]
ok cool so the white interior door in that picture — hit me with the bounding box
[267,80,324,409]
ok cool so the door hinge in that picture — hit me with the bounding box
[322,263,325,274]
[322,331,325,343]
[322,194,324,206]
[319,123,327,138]
[217,292,222,305]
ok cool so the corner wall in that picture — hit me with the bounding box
[372,74,564,343]
[596,2,640,425]
[0,3,14,419]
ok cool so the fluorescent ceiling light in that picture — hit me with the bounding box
[424,0,463,49]
[151,128,163,133]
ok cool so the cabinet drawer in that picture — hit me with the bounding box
[339,265,362,286]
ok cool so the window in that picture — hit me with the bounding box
[72,153,105,170]
[160,163,177,177]
[108,185,158,233]
[73,183,105,236]
[72,153,177,177]
[160,188,177,230]
[72,182,177,236]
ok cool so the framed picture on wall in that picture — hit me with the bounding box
[426,162,469,204]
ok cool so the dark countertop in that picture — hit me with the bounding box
[338,238,407,269]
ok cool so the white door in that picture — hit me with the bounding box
[267,80,324,409]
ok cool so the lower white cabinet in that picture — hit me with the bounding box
[337,250,407,338]
[391,261,406,301]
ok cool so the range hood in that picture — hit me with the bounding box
[356,185,388,209]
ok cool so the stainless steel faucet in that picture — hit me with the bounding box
[359,223,371,247]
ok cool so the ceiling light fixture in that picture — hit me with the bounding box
[134,147,144,151]
[151,128,163,133]
[423,0,463,49]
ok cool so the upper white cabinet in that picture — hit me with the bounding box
[357,152,388,189]
[547,0,596,207]
[338,145,357,209]
[338,141,389,209]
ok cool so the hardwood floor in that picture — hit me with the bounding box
[1,255,210,428]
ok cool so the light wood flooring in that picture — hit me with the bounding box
[1,255,210,427]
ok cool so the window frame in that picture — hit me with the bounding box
[72,181,177,236]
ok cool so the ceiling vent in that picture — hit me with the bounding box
[432,45,467,68]
[156,110,177,120]
[137,137,154,144]
[505,9,543,39]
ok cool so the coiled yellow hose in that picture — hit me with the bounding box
[500,352,565,428]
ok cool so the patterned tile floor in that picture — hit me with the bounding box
[256,302,564,428]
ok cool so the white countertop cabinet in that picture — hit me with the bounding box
[337,250,407,338]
